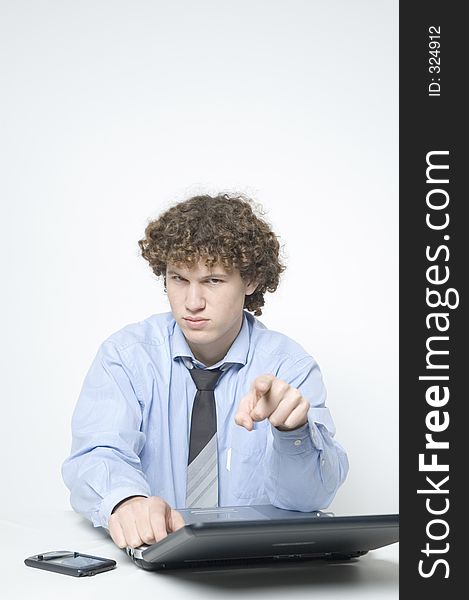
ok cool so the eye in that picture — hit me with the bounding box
[171,275,184,282]
[208,278,223,285]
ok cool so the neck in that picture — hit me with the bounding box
[189,315,243,367]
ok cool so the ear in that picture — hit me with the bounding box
[245,281,258,296]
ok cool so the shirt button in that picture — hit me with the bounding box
[321,458,326,465]
[294,439,302,446]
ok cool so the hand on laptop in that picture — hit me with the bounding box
[235,374,309,432]
[108,496,185,548]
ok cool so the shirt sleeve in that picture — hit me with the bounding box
[264,355,349,511]
[61,341,151,529]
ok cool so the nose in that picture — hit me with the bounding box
[185,283,206,312]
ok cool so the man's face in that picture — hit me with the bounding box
[166,260,257,366]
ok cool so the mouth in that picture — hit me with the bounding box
[183,317,209,330]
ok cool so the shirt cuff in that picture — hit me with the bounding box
[99,487,150,529]
[271,423,314,455]
[307,406,337,451]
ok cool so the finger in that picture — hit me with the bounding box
[251,379,289,421]
[236,375,278,429]
[134,504,158,546]
[267,387,304,428]
[149,501,171,543]
[252,374,275,399]
[236,414,254,430]
[169,509,186,531]
[234,390,256,430]
[235,411,254,430]
[120,515,144,549]
[282,402,310,430]
[108,514,127,549]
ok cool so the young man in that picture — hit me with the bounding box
[62,193,348,550]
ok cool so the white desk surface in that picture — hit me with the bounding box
[2,508,398,599]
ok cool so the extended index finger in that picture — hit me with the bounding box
[250,374,279,421]
[251,374,275,399]
[235,375,276,430]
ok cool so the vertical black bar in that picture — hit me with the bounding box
[400,1,465,596]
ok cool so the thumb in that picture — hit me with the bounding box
[234,391,255,431]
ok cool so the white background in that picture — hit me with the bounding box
[0,0,398,519]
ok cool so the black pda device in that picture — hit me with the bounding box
[24,550,117,577]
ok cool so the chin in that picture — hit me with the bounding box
[182,326,212,341]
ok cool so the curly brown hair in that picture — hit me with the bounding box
[138,193,285,316]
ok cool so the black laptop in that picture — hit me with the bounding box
[126,504,399,570]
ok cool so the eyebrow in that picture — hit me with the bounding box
[166,270,228,279]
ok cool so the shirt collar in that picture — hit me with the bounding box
[172,312,250,369]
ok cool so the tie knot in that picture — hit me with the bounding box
[190,368,222,391]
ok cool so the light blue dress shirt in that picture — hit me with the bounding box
[62,312,349,529]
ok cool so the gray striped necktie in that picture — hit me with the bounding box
[186,367,222,508]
